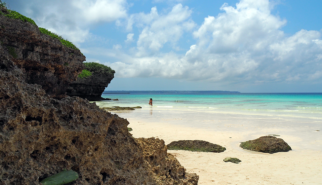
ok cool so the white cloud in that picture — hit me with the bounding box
[106,0,322,85]
[125,4,195,55]
[19,0,128,45]
[125,33,134,43]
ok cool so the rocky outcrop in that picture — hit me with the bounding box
[167,140,226,153]
[137,138,199,185]
[0,9,198,184]
[67,62,114,101]
[240,136,292,153]
[0,10,85,99]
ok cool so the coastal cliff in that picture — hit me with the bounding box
[0,7,198,184]
[0,8,85,99]
[67,62,115,101]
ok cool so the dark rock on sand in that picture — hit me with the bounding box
[240,136,292,153]
[101,106,142,111]
[223,157,241,164]
[167,140,226,153]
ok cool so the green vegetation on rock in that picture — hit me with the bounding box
[0,3,81,53]
[39,28,80,51]
[0,0,7,9]
[128,127,133,131]
[40,170,78,185]
[78,69,92,79]
[84,62,115,75]
[3,10,37,26]
[167,140,226,153]
[7,46,17,58]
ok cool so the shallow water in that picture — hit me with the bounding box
[95,92,322,151]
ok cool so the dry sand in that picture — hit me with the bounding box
[121,113,322,185]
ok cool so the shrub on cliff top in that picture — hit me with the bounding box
[78,69,92,79]
[0,0,7,9]
[84,62,115,75]
[38,27,81,51]
[2,9,37,26]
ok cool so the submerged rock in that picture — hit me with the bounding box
[240,136,292,153]
[101,106,142,111]
[167,140,226,153]
[223,157,241,164]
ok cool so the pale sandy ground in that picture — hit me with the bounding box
[126,119,322,185]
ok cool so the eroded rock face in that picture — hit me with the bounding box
[240,136,292,153]
[67,68,114,101]
[0,13,85,99]
[137,138,199,185]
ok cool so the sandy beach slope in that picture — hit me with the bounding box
[117,109,322,185]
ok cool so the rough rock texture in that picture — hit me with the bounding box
[137,138,199,185]
[0,46,199,184]
[240,136,292,153]
[0,12,85,99]
[67,68,114,101]
[167,140,226,153]
[0,11,198,185]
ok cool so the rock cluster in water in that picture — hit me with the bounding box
[0,9,198,184]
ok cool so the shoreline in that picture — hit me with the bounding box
[102,105,322,184]
[126,118,322,185]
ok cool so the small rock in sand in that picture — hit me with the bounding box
[223,157,241,164]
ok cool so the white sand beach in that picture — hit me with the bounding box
[110,107,322,185]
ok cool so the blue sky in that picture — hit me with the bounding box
[7,0,322,92]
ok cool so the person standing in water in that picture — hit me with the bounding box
[149,98,153,106]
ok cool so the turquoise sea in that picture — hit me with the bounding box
[96,91,322,151]
[99,91,322,118]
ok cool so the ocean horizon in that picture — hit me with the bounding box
[98,91,322,119]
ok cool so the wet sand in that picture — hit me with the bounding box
[109,107,322,184]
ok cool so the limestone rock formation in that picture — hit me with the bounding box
[0,9,198,184]
[67,62,114,101]
[0,11,85,99]
[137,138,199,185]
[167,140,226,153]
[240,136,292,153]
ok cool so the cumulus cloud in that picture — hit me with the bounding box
[125,4,195,55]
[13,0,128,45]
[108,0,322,85]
